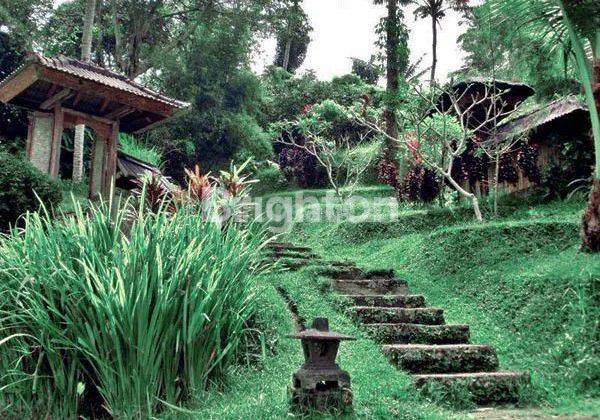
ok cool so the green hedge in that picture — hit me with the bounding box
[0,151,62,230]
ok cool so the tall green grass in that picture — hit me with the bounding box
[0,198,269,417]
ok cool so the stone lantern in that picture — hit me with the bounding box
[288,317,355,413]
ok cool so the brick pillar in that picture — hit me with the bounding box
[26,108,64,177]
[27,112,54,174]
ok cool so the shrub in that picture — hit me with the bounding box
[253,163,287,195]
[340,140,380,185]
[0,198,270,417]
[402,165,441,203]
[278,146,326,188]
[377,158,400,189]
[0,151,61,230]
[517,143,541,184]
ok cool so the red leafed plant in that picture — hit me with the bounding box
[132,173,173,213]
[184,165,214,203]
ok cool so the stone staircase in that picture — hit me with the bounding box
[267,242,529,405]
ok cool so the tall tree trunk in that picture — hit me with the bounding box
[282,39,291,72]
[383,0,399,162]
[72,0,97,183]
[444,170,483,222]
[582,60,600,251]
[493,151,500,216]
[430,14,437,86]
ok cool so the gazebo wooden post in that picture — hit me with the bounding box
[88,130,105,200]
[88,121,119,200]
[102,122,119,198]
[48,105,64,177]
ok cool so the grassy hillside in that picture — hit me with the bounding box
[177,190,598,418]
[291,194,599,415]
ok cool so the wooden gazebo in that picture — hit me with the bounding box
[0,52,189,199]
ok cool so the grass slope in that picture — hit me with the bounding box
[292,195,599,416]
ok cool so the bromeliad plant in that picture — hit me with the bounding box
[0,196,270,418]
[217,159,259,223]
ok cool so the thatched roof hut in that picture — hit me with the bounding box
[435,78,535,131]
[494,96,590,142]
[491,96,593,194]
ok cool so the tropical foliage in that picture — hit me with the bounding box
[0,151,62,230]
[0,196,269,417]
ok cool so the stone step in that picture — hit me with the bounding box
[269,258,357,271]
[364,323,470,344]
[269,250,320,260]
[267,242,313,253]
[413,371,530,404]
[343,294,426,308]
[323,260,357,268]
[334,279,410,296]
[349,307,443,325]
[321,267,395,280]
[382,344,499,374]
[269,257,312,270]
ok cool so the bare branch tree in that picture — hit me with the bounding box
[353,82,516,222]
[279,126,376,200]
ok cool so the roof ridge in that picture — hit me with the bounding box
[22,52,189,108]
[500,95,586,127]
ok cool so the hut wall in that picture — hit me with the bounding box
[492,143,556,194]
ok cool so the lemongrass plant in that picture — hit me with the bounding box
[0,194,271,417]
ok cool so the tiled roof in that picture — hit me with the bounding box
[495,96,588,141]
[3,52,189,109]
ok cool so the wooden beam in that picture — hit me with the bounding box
[63,110,112,139]
[132,105,188,134]
[46,84,59,100]
[63,107,115,127]
[38,67,175,117]
[72,91,84,107]
[40,88,73,110]
[0,64,40,104]
[132,116,164,134]
[99,97,111,113]
[105,105,135,120]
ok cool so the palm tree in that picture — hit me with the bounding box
[413,0,445,86]
[374,0,402,160]
[72,0,97,183]
[373,0,411,187]
[490,0,600,250]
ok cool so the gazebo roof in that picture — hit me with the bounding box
[494,96,589,142]
[0,52,189,133]
[434,78,535,131]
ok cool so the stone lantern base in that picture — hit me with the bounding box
[288,368,353,413]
